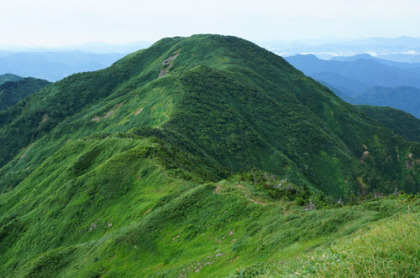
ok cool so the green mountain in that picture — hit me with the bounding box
[0,77,50,111]
[0,35,419,277]
[0,73,23,85]
[358,105,420,142]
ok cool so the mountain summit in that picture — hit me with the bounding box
[2,34,418,196]
[0,35,419,277]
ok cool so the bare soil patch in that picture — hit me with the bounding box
[135,107,143,115]
[158,50,180,78]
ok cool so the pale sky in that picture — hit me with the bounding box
[1,0,420,47]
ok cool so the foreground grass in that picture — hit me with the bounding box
[232,204,420,278]
[1,135,418,277]
[1,148,418,278]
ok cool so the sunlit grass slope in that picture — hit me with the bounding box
[233,208,420,278]
[1,136,418,277]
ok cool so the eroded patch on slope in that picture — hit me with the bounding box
[158,49,180,78]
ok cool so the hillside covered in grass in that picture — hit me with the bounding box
[0,35,419,277]
[0,77,50,111]
[358,105,420,142]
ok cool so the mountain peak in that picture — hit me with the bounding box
[1,34,419,199]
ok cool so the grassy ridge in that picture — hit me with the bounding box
[1,140,417,277]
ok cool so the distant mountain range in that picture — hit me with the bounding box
[354,86,420,118]
[285,54,420,118]
[0,41,154,81]
[331,54,420,68]
[263,36,420,62]
[0,41,152,54]
[0,52,127,81]
[286,54,420,93]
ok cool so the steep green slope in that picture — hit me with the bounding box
[0,35,420,277]
[359,105,420,142]
[0,77,50,111]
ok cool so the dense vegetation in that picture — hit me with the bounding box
[0,73,23,85]
[358,105,420,142]
[0,77,50,111]
[0,35,419,277]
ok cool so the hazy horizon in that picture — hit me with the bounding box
[2,35,420,55]
[2,0,420,49]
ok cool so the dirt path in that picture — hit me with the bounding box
[235,184,267,205]
[19,143,34,160]
[243,193,266,205]
[214,184,266,205]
